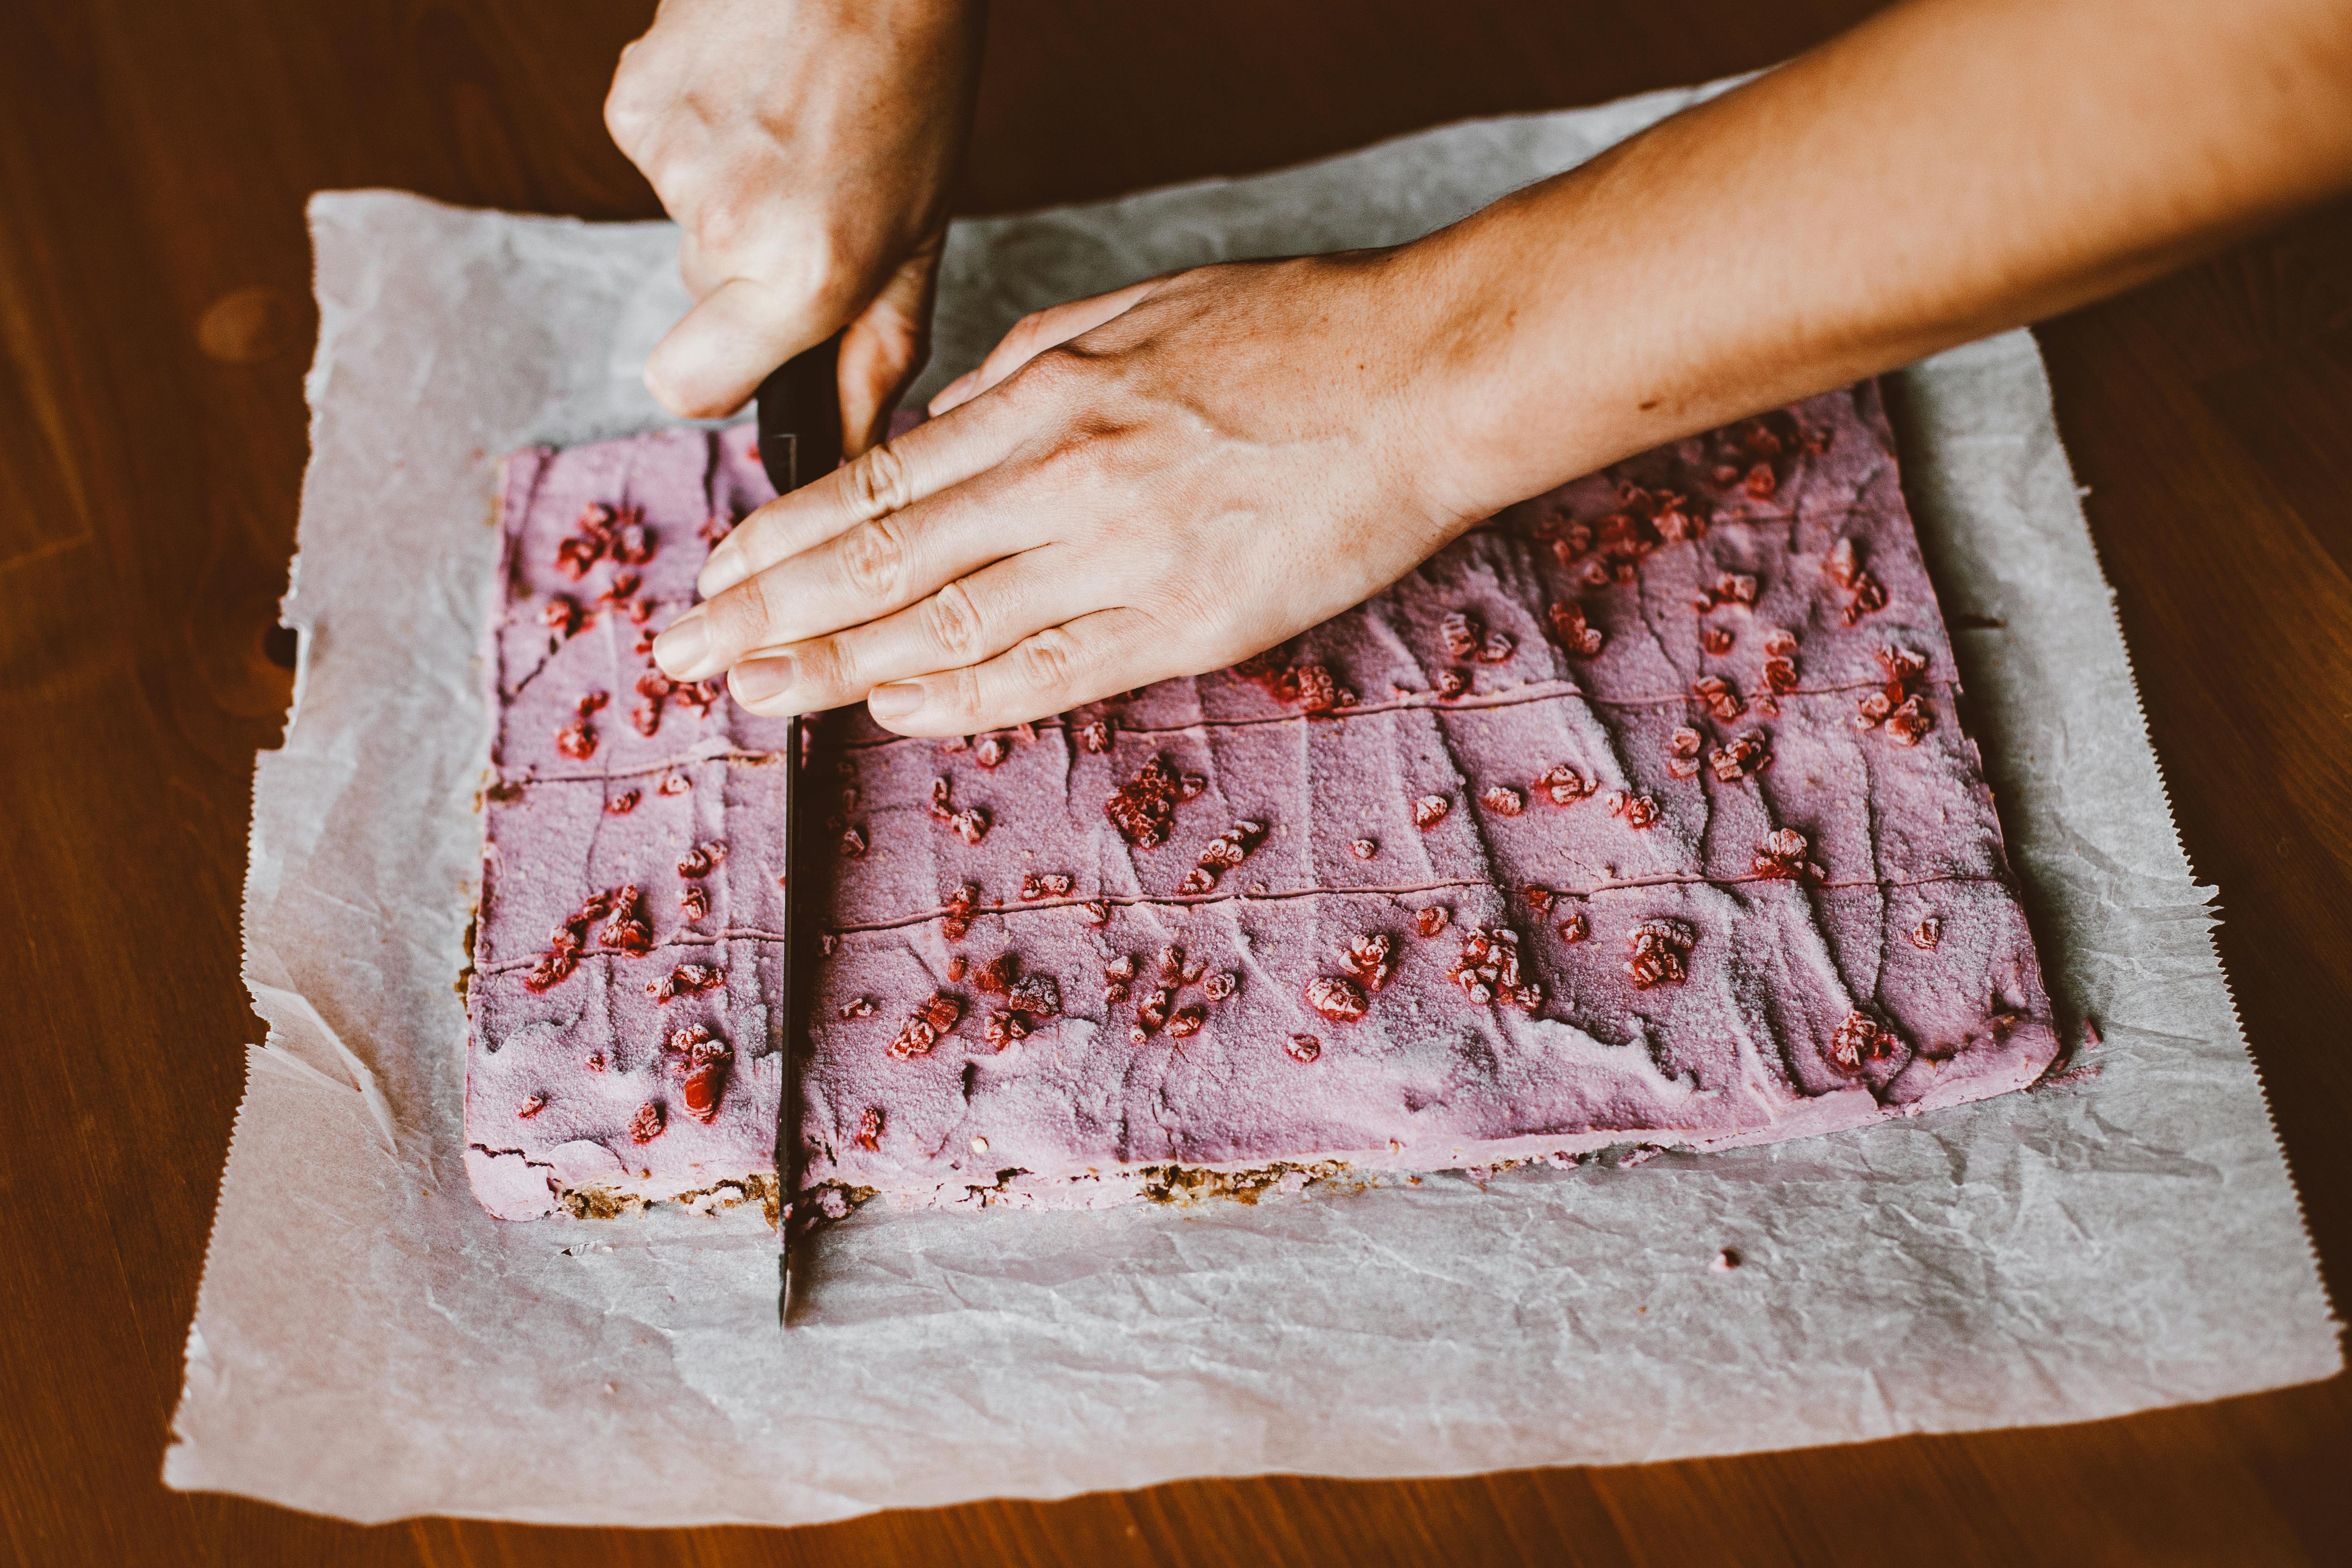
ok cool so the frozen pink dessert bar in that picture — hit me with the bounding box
[464,386,2061,1221]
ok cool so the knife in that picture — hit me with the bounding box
[755,333,842,1328]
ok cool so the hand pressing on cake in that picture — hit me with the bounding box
[652,0,2352,732]
[605,0,984,453]
[649,250,1502,733]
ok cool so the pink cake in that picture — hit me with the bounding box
[463,385,2061,1221]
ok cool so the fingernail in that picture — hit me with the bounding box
[699,539,748,597]
[729,655,796,707]
[652,611,713,679]
[868,681,923,720]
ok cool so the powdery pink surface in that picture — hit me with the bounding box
[464,384,2060,1220]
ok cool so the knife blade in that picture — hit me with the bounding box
[754,334,842,1329]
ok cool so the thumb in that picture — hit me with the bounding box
[837,236,945,456]
[643,275,830,419]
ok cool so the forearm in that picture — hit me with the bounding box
[1413,0,2352,518]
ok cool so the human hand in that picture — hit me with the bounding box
[604,0,984,452]
[648,250,1496,734]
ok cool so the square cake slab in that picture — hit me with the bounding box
[464,381,2060,1220]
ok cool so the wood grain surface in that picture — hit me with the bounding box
[2,2,2346,1563]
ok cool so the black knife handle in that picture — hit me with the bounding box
[755,333,844,495]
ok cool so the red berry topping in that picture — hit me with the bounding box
[1708,732,1772,783]
[1444,926,1540,1011]
[681,1057,728,1124]
[1292,664,1339,714]
[599,887,652,954]
[1480,786,1524,817]
[1304,975,1368,1023]
[524,947,579,992]
[1533,764,1591,806]
[1751,827,1822,882]
[1625,920,1693,989]
[1827,1011,1903,1073]
[1105,755,1184,848]
[1343,932,1396,992]
[1547,600,1605,658]
[1693,675,1745,723]
[1885,695,1934,746]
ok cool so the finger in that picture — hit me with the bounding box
[643,275,830,419]
[726,547,1084,717]
[838,236,944,457]
[694,381,1027,600]
[601,33,661,164]
[864,607,1176,736]
[663,463,1050,682]
[926,277,1165,416]
[675,230,724,303]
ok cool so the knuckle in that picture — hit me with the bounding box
[836,517,908,601]
[1007,309,1055,352]
[1010,344,1088,401]
[921,582,988,661]
[843,442,915,519]
[691,188,754,258]
[796,634,854,696]
[602,66,653,148]
[1038,424,1122,487]
[709,572,775,650]
[943,663,988,723]
[1013,625,1083,696]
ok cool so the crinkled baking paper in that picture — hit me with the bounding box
[167,78,2339,1525]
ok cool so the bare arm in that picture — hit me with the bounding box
[1418,0,2352,516]
[656,0,2352,732]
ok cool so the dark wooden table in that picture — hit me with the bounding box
[4,2,2346,1563]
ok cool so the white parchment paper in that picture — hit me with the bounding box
[168,81,2339,1526]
